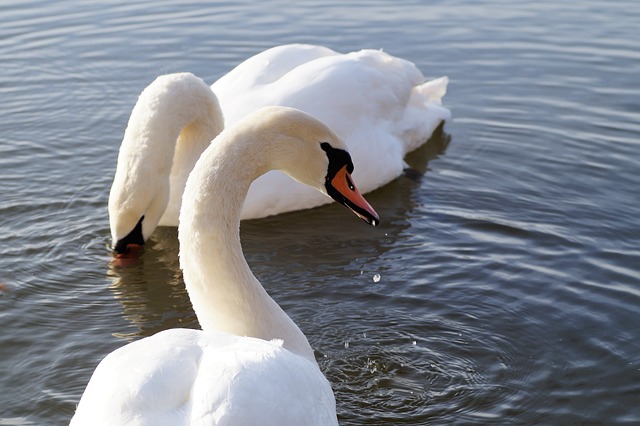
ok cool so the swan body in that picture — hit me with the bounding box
[211,44,450,220]
[72,106,379,425]
[109,44,447,252]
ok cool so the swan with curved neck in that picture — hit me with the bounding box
[72,106,379,425]
[108,73,224,253]
[109,44,448,254]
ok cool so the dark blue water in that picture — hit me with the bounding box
[1,1,639,424]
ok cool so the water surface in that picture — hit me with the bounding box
[1,1,639,424]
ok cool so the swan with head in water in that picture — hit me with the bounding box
[109,44,448,254]
[108,72,224,253]
[72,106,379,425]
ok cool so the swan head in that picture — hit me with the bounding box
[319,142,379,226]
[258,107,380,226]
[109,184,168,255]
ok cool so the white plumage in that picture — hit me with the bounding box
[71,330,336,426]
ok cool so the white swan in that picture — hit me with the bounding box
[212,44,450,220]
[109,44,448,252]
[71,106,379,425]
[108,72,224,253]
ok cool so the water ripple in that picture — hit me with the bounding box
[1,0,640,425]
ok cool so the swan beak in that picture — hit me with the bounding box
[113,216,145,255]
[329,166,380,226]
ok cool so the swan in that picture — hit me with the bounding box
[71,106,379,425]
[212,44,450,220]
[108,72,224,253]
[109,44,448,253]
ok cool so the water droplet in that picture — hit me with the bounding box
[373,273,381,283]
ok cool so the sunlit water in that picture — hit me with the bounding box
[1,1,639,424]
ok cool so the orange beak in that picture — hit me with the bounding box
[329,166,380,226]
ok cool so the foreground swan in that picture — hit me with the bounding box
[109,44,448,252]
[72,106,379,425]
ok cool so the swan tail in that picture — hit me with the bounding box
[414,76,449,105]
[399,76,451,154]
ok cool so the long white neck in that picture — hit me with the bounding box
[160,94,224,225]
[178,111,327,364]
[110,73,223,238]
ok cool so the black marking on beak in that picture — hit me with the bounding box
[320,142,380,226]
[113,215,145,254]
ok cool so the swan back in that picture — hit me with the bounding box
[212,44,335,89]
[108,73,223,250]
[70,329,337,425]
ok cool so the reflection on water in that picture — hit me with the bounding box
[106,227,198,340]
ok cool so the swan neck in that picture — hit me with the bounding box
[179,132,316,363]
[109,73,223,240]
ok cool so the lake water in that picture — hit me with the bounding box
[1,0,639,424]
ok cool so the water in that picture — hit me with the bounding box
[1,0,639,424]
